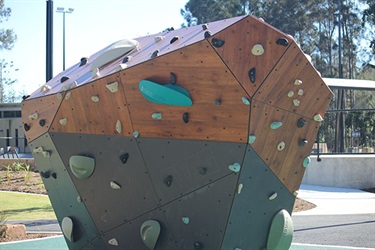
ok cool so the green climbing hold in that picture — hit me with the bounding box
[182,217,190,224]
[303,157,311,167]
[267,209,293,250]
[140,220,161,250]
[242,96,251,105]
[270,122,283,130]
[151,113,162,120]
[228,163,241,173]
[69,155,95,179]
[248,135,256,144]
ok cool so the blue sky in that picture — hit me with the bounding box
[2,0,188,96]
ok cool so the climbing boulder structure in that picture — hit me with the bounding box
[22,15,333,250]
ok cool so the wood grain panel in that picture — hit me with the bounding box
[210,15,291,97]
[253,42,333,119]
[249,100,321,193]
[50,73,133,136]
[120,40,250,143]
[21,94,63,142]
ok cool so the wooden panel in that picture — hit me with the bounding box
[120,40,250,143]
[253,42,333,118]
[249,100,321,193]
[50,73,133,136]
[21,94,63,142]
[210,15,291,97]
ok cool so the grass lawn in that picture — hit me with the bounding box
[0,191,56,220]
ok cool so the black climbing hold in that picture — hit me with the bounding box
[204,31,212,39]
[170,36,179,44]
[151,50,159,59]
[202,24,208,30]
[22,95,30,100]
[215,99,222,106]
[24,123,30,131]
[39,119,46,127]
[52,173,57,179]
[199,167,207,175]
[299,139,308,146]
[164,175,173,187]
[276,37,289,47]
[248,68,256,83]
[183,112,189,123]
[61,76,70,83]
[123,56,132,63]
[297,118,307,128]
[79,57,88,67]
[41,171,50,179]
[120,153,129,164]
[194,242,203,250]
[170,72,177,84]
[212,38,225,48]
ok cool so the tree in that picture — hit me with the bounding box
[362,0,375,55]
[0,0,18,103]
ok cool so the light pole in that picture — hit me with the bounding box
[56,7,74,71]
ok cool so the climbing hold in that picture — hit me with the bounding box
[151,50,159,59]
[91,95,100,102]
[22,95,30,100]
[269,192,278,200]
[62,217,74,242]
[79,57,88,67]
[314,114,324,122]
[41,171,50,178]
[202,24,208,30]
[294,79,303,85]
[51,173,57,179]
[237,183,243,194]
[40,85,51,93]
[293,191,299,197]
[120,153,129,164]
[61,76,70,83]
[152,113,162,120]
[108,238,119,246]
[116,120,122,134]
[228,163,241,173]
[61,81,77,91]
[123,56,132,63]
[277,142,285,151]
[270,121,283,130]
[251,44,264,56]
[293,99,300,107]
[139,80,192,106]
[117,63,128,71]
[33,146,44,154]
[69,155,95,179]
[164,175,173,187]
[140,220,161,250]
[39,119,46,127]
[42,150,50,158]
[110,181,121,189]
[92,68,100,79]
[242,96,251,105]
[267,209,293,250]
[303,157,311,168]
[77,196,82,203]
[298,89,304,96]
[276,37,289,46]
[154,36,164,43]
[287,90,294,98]
[57,92,63,100]
[59,118,67,126]
[297,118,306,128]
[133,131,139,138]
[182,217,190,224]
[194,242,203,250]
[248,68,256,83]
[182,112,189,123]
[29,112,38,120]
[204,31,212,39]
[248,135,256,144]
[106,81,119,93]
[299,139,308,146]
[65,91,71,100]
[170,36,179,44]
[211,38,225,48]
[24,123,30,131]
[170,72,177,84]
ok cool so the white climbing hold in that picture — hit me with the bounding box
[62,217,74,242]
[251,44,264,56]
[242,96,251,105]
[29,112,38,121]
[77,196,82,203]
[293,190,299,197]
[92,68,100,79]
[116,63,128,71]
[33,146,44,154]
[91,96,100,102]
[116,120,122,134]
[110,181,121,189]
[59,118,67,126]
[277,142,285,151]
[108,238,119,246]
[40,85,51,93]
[61,81,77,92]
[287,90,294,98]
[106,81,119,93]
[293,99,300,107]
[154,36,165,42]
[269,192,278,200]
[42,150,50,158]
[237,183,243,194]
[294,79,303,85]
[314,114,324,122]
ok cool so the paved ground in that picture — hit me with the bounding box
[1,184,374,250]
